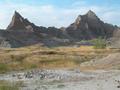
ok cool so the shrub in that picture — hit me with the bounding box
[91,38,106,49]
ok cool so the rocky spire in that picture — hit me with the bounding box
[14,11,23,19]
[66,10,115,40]
[86,10,99,20]
[74,10,99,26]
[87,10,96,15]
[7,11,26,30]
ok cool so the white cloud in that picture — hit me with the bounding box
[101,10,120,25]
[0,0,120,29]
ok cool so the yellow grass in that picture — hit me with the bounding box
[0,45,119,73]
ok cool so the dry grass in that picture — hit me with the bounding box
[0,45,119,73]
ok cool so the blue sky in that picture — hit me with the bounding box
[0,0,120,29]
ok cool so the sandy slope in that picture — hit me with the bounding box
[81,53,120,69]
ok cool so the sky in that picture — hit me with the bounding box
[0,0,120,29]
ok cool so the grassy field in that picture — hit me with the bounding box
[0,45,119,73]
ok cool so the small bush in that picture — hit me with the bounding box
[91,38,106,49]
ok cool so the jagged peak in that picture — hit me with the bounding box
[14,11,20,15]
[74,10,98,25]
[6,11,26,30]
[87,10,96,15]
[7,11,37,31]
[13,11,23,19]
[86,10,98,19]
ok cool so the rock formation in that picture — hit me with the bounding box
[7,11,35,32]
[66,10,117,40]
[0,10,119,48]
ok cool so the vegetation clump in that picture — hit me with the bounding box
[91,38,106,49]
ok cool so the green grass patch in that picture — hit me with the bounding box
[91,38,106,49]
[0,85,19,90]
[0,81,19,90]
[0,64,9,73]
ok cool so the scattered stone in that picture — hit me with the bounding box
[117,85,120,88]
